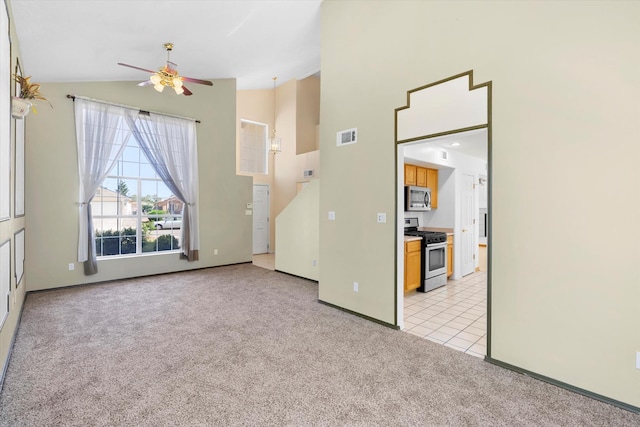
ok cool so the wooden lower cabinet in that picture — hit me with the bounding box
[447,235,453,278]
[404,240,422,292]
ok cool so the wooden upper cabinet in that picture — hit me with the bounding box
[404,164,417,186]
[405,163,438,208]
[416,167,427,187]
[426,168,438,208]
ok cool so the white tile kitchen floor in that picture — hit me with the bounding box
[403,271,487,358]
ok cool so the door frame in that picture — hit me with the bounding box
[252,184,270,255]
[394,70,492,358]
[459,172,476,277]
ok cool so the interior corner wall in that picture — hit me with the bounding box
[0,0,28,385]
[271,79,298,253]
[24,79,253,291]
[319,0,640,408]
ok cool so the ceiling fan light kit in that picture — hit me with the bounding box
[118,42,213,96]
[149,62,184,95]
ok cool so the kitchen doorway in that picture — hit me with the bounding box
[395,71,491,357]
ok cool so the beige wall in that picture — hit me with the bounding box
[275,179,319,281]
[24,78,253,291]
[0,0,27,383]
[319,0,639,408]
[237,76,321,253]
[237,88,276,251]
[271,79,298,254]
[296,76,321,154]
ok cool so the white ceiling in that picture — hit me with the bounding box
[9,0,322,90]
[10,0,487,160]
[403,128,488,163]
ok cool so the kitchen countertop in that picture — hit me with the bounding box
[404,236,422,242]
[419,227,454,236]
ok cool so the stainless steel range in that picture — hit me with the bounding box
[404,218,448,292]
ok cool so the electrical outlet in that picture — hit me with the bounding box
[312,259,317,267]
[353,282,359,292]
[377,213,386,223]
[214,249,219,255]
[68,263,75,271]
[328,211,336,221]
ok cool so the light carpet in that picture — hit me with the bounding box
[0,264,637,426]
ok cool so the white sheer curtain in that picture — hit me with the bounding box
[75,99,137,274]
[127,114,200,261]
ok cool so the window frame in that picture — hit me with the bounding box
[92,137,182,258]
[238,119,269,175]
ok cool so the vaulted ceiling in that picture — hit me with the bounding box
[10,0,322,90]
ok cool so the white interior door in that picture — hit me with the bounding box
[253,185,269,254]
[460,173,475,276]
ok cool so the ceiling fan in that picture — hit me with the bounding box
[118,43,213,96]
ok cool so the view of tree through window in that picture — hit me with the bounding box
[92,136,181,257]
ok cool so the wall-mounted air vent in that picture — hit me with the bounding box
[336,128,357,147]
[303,169,314,178]
[439,149,449,161]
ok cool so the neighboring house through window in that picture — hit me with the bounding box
[93,136,181,256]
[75,97,200,273]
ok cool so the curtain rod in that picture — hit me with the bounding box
[66,95,201,123]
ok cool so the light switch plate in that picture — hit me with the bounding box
[377,213,386,223]
[636,352,640,369]
[328,211,336,220]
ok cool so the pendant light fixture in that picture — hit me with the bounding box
[269,77,282,154]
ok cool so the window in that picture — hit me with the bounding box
[92,136,181,257]
[239,119,268,174]
[75,97,199,271]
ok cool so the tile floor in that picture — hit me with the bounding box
[403,271,487,358]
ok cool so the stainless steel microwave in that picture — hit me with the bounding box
[405,186,431,211]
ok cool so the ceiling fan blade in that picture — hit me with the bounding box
[137,80,153,87]
[182,85,193,96]
[182,76,214,86]
[118,62,156,74]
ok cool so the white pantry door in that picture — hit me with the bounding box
[253,185,270,254]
